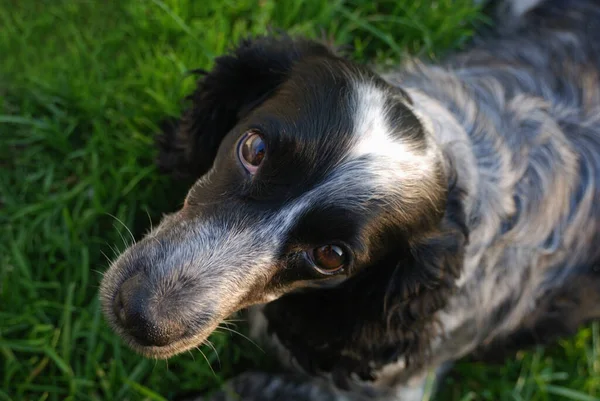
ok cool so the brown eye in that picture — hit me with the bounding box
[238,130,265,174]
[311,245,347,274]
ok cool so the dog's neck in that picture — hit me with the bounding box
[402,87,479,220]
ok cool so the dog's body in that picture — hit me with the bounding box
[100,0,600,400]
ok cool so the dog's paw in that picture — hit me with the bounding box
[185,371,373,401]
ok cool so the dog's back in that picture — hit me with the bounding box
[382,0,600,369]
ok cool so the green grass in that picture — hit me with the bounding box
[0,0,598,400]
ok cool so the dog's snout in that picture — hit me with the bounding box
[114,273,185,347]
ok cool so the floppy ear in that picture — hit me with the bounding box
[156,34,338,179]
[384,175,469,337]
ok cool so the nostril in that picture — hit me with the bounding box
[114,273,186,347]
[113,288,127,325]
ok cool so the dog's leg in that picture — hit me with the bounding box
[180,372,381,401]
[188,365,456,401]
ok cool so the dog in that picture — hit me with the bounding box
[99,0,600,399]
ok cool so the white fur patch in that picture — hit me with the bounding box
[371,357,407,384]
[351,83,438,188]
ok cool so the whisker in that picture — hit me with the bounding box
[148,234,162,250]
[204,339,221,368]
[108,243,121,258]
[195,346,216,377]
[144,207,154,233]
[92,269,105,278]
[219,322,238,329]
[114,223,130,249]
[107,212,136,246]
[216,325,264,353]
[100,250,112,265]
[221,318,245,324]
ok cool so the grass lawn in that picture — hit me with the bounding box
[1,1,598,400]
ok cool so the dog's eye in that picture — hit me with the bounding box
[311,245,347,274]
[238,130,265,174]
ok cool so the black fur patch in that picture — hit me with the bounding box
[263,176,468,387]
[155,34,347,180]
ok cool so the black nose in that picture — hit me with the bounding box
[113,273,186,347]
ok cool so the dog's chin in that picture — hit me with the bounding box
[112,321,222,359]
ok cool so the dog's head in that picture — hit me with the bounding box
[100,34,466,360]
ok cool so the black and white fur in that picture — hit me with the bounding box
[100,0,600,399]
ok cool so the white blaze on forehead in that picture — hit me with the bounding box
[259,81,443,238]
[350,82,440,201]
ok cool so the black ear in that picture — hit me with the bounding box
[156,34,338,179]
[383,176,469,360]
